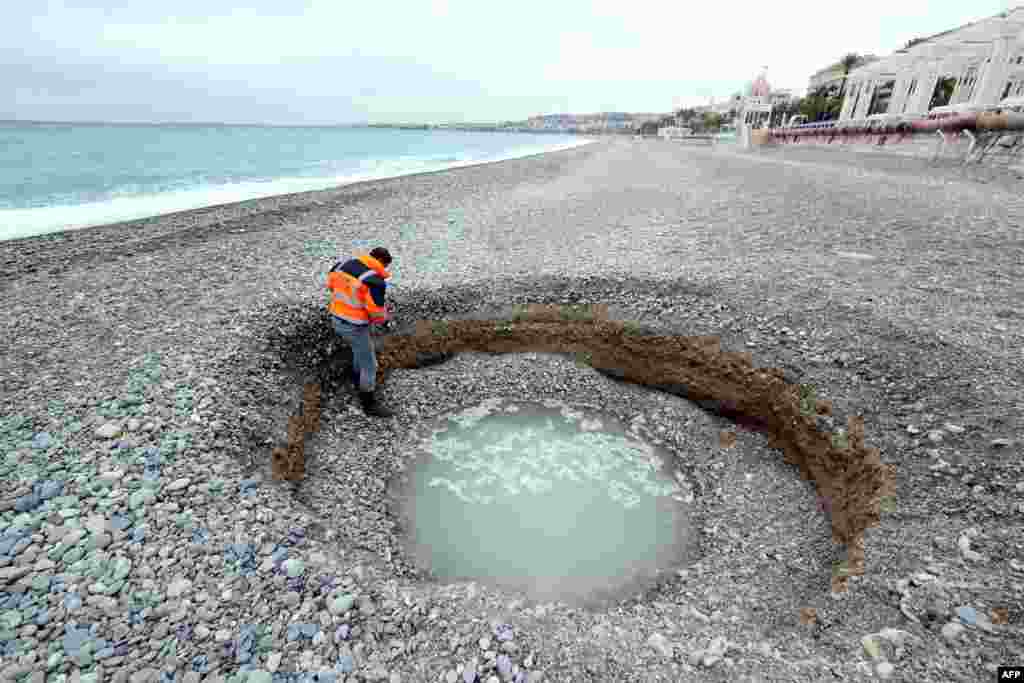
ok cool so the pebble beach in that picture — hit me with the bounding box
[2,139,1023,682]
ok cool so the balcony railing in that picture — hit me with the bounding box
[764,104,1024,164]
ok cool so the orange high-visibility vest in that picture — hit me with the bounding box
[326,254,391,325]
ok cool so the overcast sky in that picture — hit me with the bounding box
[3,0,1019,125]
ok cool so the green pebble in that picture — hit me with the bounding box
[62,547,84,565]
[283,558,305,578]
[0,628,16,641]
[46,651,62,670]
[58,508,79,519]
[128,489,152,510]
[31,575,50,592]
[67,559,91,576]
[113,557,131,580]
[246,672,273,683]
[47,540,66,560]
[331,595,355,613]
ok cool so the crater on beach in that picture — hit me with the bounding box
[248,289,893,605]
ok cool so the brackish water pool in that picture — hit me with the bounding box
[390,398,695,606]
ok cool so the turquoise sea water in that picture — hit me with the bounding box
[0,123,591,241]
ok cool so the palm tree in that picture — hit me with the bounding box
[838,53,863,101]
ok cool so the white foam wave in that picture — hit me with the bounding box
[0,137,597,242]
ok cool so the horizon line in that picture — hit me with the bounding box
[0,118,552,128]
[1,108,721,128]
[0,119,558,129]
[0,118,374,127]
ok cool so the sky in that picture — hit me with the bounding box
[3,0,1020,125]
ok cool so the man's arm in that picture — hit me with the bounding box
[364,278,389,325]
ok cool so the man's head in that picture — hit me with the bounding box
[369,247,392,268]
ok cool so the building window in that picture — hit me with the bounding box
[849,83,863,118]
[868,80,895,116]
[959,66,979,101]
[929,76,957,109]
[902,79,918,112]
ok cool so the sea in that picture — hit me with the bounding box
[0,122,592,242]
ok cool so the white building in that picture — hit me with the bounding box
[769,89,799,107]
[736,69,775,142]
[659,126,693,139]
[840,6,1024,120]
[807,56,879,94]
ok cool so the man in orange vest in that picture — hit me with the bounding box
[326,247,395,418]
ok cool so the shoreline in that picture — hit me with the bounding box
[0,139,607,284]
[0,136,599,245]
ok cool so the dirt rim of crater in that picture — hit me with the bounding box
[260,299,895,594]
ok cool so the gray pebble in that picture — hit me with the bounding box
[941,622,964,642]
[129,669,159,683]
[0,665,34,679]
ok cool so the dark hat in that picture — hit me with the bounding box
[369,247,392,265]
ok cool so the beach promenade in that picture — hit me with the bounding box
[1,139,1021,681]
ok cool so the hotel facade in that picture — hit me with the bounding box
[840,7,1024,120]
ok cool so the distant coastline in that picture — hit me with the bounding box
[0,119,370,128]
[1,119,630,135]
[362,123,607,135]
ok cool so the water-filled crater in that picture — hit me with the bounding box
[388,397,695,607]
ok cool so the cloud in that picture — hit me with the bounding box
[4,0,1018,122]
[1,46,496,124]
[0,52,345,124]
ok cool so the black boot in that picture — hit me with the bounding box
[359,391,394,418]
